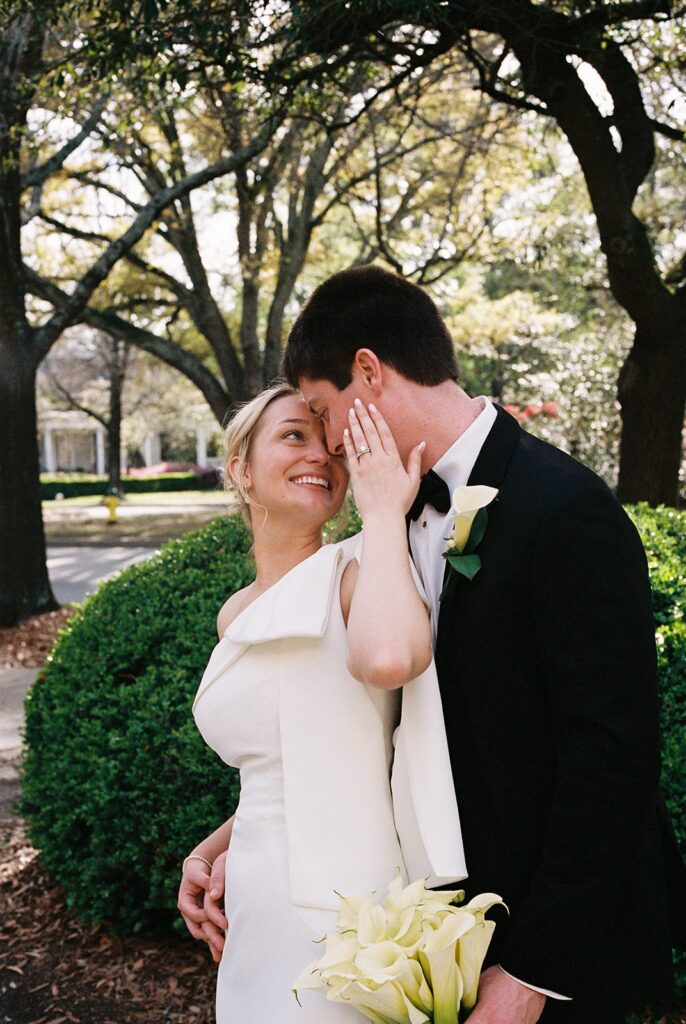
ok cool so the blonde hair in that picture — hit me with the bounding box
[223,380,297,525]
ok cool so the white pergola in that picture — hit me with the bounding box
[40,410,107,474]
[190,404,222,467]
[39,405,221,473]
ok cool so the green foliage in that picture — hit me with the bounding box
[40,472,219,499]
[22,516,254,933]
[21,505,684,954]
[629,504,686,999]
[629,505,686,840]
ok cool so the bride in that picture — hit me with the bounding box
[178,381,465,1021]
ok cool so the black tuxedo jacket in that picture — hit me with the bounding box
[433,406,685,1021]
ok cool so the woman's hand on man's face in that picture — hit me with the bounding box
[343,399,424,522]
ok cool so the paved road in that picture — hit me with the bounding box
[0,667,35,815]
[47,544,157,604]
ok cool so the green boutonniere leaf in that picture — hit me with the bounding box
[445,552,482,580]
[463,506,489,555]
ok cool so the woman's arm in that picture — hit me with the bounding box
[341,400,432,689]
[187,815,234,865]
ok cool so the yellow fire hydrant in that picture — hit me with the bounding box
[104,493,120,525]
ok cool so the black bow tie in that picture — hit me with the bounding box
[407,469,451,521]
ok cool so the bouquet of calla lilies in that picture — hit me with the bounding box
[293,874,505,1024]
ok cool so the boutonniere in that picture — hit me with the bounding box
[442,485,499,586]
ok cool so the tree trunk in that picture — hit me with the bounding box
[504,20,685,506]
[107,355,124,496]
[0,343,58,625]
[617,317,686,506]
[0,14,57,625]
[240,274,263,397]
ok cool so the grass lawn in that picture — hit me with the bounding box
[43,490,235,544]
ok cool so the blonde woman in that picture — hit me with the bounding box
[178,382,464,1022]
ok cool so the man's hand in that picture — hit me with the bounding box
[467,966,546,1024]
[177,852,228,963]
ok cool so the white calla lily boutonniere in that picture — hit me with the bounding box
[442,485,499,586]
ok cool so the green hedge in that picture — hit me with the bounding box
[629,505,686,848]
[628,505,686,1003]
[21,505,684,946]
[22,517,254,932]
[41,472,220,500]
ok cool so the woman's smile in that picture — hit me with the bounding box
[290,474,332,491]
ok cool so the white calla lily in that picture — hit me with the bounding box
[418,944,463,1024]
[335,892,367,933]
[342,978,432,1024]
[355,941,410,985]
[358,896,390,946]
[457,893,505,1008]
[456,919,496,1010]
[448,485,499,553]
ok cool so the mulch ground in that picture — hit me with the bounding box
[0,608,74,669]
[0,819,216,1024]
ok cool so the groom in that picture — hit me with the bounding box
[281,264,684,1024]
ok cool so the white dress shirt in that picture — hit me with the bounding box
[408,396,570,1004]
[409,397,497,646]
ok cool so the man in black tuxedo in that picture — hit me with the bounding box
[283,264,684,1024]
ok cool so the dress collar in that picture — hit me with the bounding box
[225,541,347,645]
[193,541,351,713]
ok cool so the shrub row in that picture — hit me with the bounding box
[22,505,684,945]
[41,472,220,500]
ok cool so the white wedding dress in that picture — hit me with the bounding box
[193,535,467,1022]
[193,538,405,1022]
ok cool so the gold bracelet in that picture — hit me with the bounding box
[182,854,212,873]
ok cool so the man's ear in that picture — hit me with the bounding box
[351,349,384,396]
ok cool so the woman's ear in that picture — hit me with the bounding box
[228,455,250,493]
[351,348,383,397]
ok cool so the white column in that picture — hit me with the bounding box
[95,428,106,475]
[196,424,208,467]
[43,426,57,473]
[143,433,161,466]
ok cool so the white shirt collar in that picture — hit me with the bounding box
[432,396,498,492]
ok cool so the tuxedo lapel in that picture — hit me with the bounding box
[466,404,521,490]
[437,406,521,628]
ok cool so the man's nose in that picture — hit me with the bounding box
[323,424,343,458]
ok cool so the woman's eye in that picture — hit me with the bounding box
[284,429,305,440]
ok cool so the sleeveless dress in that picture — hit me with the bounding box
[192,537,406,1023]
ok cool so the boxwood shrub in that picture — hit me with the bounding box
[22,516,254,933]
[41,471,220,500]
[21,505,684,947]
